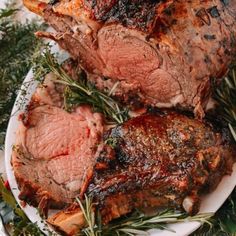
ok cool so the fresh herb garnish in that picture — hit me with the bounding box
[33,48,129,124]
[77,196,213,236]
[104,137,118,148]
[192,189,236,236]
[0,8,18,19]
[0,177,27,221]
[0,3,46,235]
[77,196,97,236]
[215,65,236,137]
[192,64,236,236]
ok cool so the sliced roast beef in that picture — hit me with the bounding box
[24,0,236,116]
[12,104,104,214]
[48,111,235,235]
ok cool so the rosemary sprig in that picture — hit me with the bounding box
[34,48,129,124]
[77,196,97,236]
[0,8,18,19]
[192,64,236,236]
[215,65,236,135]
[192,189,236,236]
[77,197,213,236]
[102,211,213,236]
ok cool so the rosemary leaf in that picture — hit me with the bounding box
[229,123,236,141]
[33,48,129,124]
[193,64,236,236]
[215,64,236,128]
[76,196,213,236]
[0,8,18,19]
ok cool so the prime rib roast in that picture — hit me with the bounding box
[87,111,235,223]
[12,83,235,234]
[11,0,236,235]
[47,109,235,235]
[23,0,236,117]
[12,79,104,214]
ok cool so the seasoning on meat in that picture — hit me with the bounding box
[88,111,235,223]
[24,0,236,117]
[47,111,235,234]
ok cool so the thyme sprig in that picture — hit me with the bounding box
[34,48,129,124]
[77,196,213,236]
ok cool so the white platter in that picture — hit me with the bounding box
[4,49,236,236]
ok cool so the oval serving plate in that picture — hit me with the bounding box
[5,47,236,236]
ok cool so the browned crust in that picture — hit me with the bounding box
[84,0,174,33]
[88,112,236,222]
[12,150,66,217]
[47,204,85,236]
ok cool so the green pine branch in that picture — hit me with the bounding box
[0,3,46,236]
[0,4,45,148]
